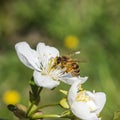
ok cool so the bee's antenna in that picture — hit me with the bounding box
[68,50,80,57]
[75,51,80,55]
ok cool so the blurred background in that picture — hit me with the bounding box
[0,0,120,119]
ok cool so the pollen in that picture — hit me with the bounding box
[48,58,54,72]
[89,107,94,111]
[76,90,92,102]
[78,85,83,91]
[2,90,20,105]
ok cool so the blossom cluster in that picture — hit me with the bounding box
[15,42,106,120]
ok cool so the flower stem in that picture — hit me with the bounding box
[26,101,35,117]
[29,103,59,116]
[31,114,61,119]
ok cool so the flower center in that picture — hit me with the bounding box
[76,90,93,102]
[76,90,98,112]
[40,57,65,81]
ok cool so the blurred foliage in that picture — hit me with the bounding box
[113,110,120,120]
[0,0,120,119]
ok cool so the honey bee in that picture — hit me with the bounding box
[53,51,80,77]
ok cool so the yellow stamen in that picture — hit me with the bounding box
[76,90,93,102]
[89,107,94,111]
[78,85,83,91]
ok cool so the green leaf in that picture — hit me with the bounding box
[29,77,43,105]
[29,77,38,95]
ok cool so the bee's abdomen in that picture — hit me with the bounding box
[71,63,79,69]
[72,69,80,76]
[65,63,80,77]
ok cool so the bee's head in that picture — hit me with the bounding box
[56,57,61,64]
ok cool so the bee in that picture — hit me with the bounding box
[53,51,80,77]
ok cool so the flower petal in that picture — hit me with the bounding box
[61,75,88,85]
[68,81,81,105]
[33,71,60,89]
[71,102,99,120]
[37,43,59,61]
[15,42,40,71]
[94,92,106,114]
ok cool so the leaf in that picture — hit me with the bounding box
[7,104,26,119]
[29,77,38,95]
[29,77,42,105]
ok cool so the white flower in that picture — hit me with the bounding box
[68,81,106,120]
[15,42,87,89]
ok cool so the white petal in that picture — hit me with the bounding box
[68,78,88,105]
[94,92,106,114]
[86,91,95,98]
[77,76,88,84]
[61,75,88,85]
[37,43,59,61]
[33,71,60,89]
[68,81,81,105]
[15,42,40,71]
[86,100,98,112]
[71,102,99,120]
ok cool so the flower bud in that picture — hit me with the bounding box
[7,104,27,119]
[59,98,69,109]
